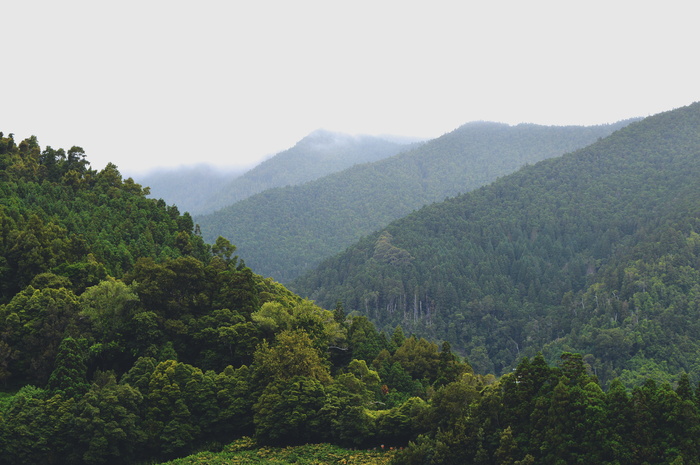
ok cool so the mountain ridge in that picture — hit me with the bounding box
[194,130,418,214]
[197,119,635,282]
[290,102,700,385]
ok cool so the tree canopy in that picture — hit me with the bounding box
[292,102,700,388]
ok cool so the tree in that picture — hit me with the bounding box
[68,371,145,465]
[435,340,471,387]
[46,337,89,399]
[0,386,75,465]
[347,316,386,362]
[0,285,82,384]
[66,146,89,173]
[213,365,255,438]
[143,360,217,457]
[604,378,633,463]
[347,358,382,399]
[390,325,406,353]
[375,396,429,445]
[253,376,328,445]
[80,279,140,341]
[253,329,332,385]
[393,336,440,382]
[211,236,238,264]
[333,300,346,324]
[494,426,518,465]
[427,373,483,430]
[324,372,375,446]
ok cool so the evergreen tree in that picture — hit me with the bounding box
[46,337,89,399]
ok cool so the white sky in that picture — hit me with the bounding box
[3,1,699,176]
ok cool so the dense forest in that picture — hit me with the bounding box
[292,102,700,388]
[0,132,469,463]
[3,104,700,465]
[197,121,632,283]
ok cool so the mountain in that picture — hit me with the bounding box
[291,102,700,386]
[4,120,700,465]
[136,164,246,216]
[193,130,419,215]
[196,120,634,282]
[0,130,475,464]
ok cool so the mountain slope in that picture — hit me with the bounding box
[0,131,475,464]
[197,121,633,282]
[291,102,700,384]
[194,130,417,215]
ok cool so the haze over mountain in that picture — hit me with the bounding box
[197,120,634,283]
[141,130,419,216]
[137,164,247,216]
[292,102,700,387]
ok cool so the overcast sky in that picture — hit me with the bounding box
[3,1,699,176]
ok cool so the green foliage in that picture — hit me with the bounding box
[394,355,700,465]
[0,132,209,303]
[392,336,440,382]
[199,122,631,282]
[0,385,75,465]
[68,371,145,464]
[293,102,700,387]
[46,337,89,398]
[3,133,399,463]
[253,376,329,445]
[348,316,387,362]
[374,396,430,445]
[4,110,700,465]
[253,329,332,385]
[159,441,396,465]
[80,279,140,341]
[0,285,83,384]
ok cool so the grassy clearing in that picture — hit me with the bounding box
[161,439,396,465]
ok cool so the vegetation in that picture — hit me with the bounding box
[179,130,415,216]
[292,102,700,388]
[3,101,700,464]
[0,132,468,463]
[198,121,632,282]
[160,439,395,465]
[390,353,700,465]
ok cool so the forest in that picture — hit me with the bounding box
[292,102,700,389]
[197,121,631,283]
[2,99,700,465]
[0,131,468,463]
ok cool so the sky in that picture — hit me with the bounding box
[3,1,699,176]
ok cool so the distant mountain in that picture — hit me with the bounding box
[197,120,634,283]
[291,102,700,386]
[194,130,420,214]
[138,164,245,215]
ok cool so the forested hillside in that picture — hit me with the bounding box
[292,102,700,387]
[0,132,470,464]
[190,130,416,215]
[4,123,700,465]
[197,121,632,282]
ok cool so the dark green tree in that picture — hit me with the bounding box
[253,376,328,445]
[67,371,145,465]
[46,337,89,399]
